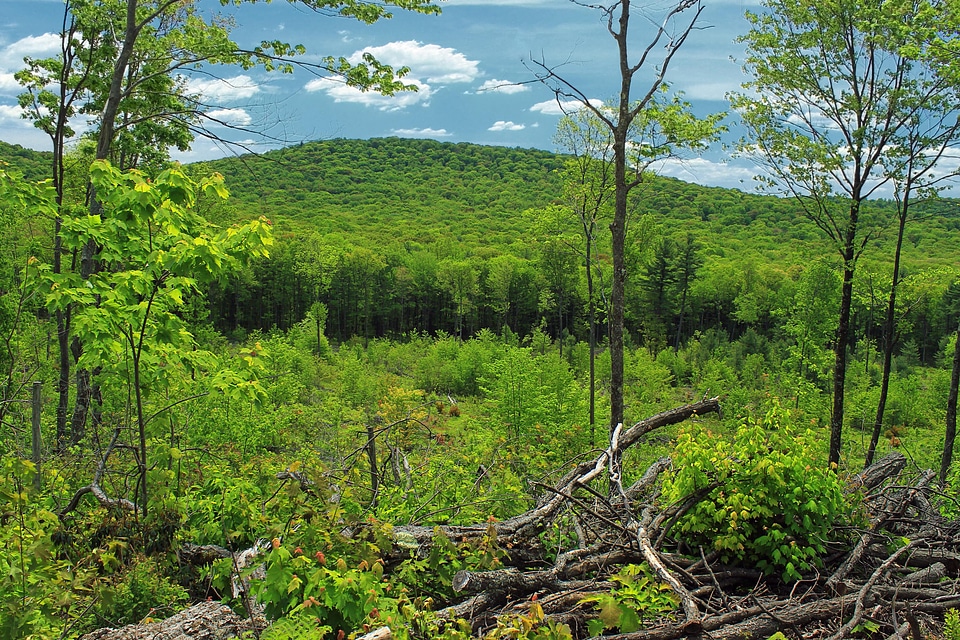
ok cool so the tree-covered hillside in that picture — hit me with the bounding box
[205,137,567,246]
[0,140,51,182]
[199,137,959,364]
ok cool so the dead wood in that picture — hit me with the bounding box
[86,398,960,640]
[851,451,907,494]
[453,568,562,595]
[60,425,139,517]
[900,561,947,585]
[383,397,721,566]
[177,543,233,566]
[78,600,263,640]
[421,411,960,640]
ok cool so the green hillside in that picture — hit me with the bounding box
[5,135,958,349]
[207,137,960,271]
[0,140,51,182]
[204,137,567,246]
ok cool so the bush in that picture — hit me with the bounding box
[87,559,188,631]
[661,401,849,582]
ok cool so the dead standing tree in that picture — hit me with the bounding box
[527,0,722,482]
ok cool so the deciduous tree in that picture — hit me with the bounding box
[15,0,437,445]
[531,0,723,458]
[732,0,960,466]
[38,160,272,514]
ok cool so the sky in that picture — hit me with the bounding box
[0,0,763,190]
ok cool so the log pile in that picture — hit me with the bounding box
[87,398,960,639]
[376,398,960,638]
[418,436,958,638]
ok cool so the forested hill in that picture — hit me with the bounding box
[0,140,51,182]
[202,137,568,246]
[205,137,959,265]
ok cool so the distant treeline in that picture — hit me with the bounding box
[195,138,960,367]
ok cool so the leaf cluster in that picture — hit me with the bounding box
[662,401,850,582]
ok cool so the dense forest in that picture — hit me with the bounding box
[193,137,960,369]
[3,0,960,639]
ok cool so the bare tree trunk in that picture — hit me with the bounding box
[830,201,860,467]
[866,200,908,467]
[939,319,960,486]
[586,242,596,438]
[367,420,379,508]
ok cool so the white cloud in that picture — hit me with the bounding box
[653,156,757,189]
[488,120,525,132]
[306,41,479,111]
[0,33,60,69]
[206,108,253,127]
[185,75,260,102]
[306,76,432,110]
[0,102,27,123]
[0,33,62,96]
[351,41,480,84]
[391,127,451,137]
[477,79,529,94]
[786,111,841,132]
[678,81,743,103]
[0,71,19,94]
[530,98,604,115]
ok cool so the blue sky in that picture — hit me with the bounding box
[0,0,760,189]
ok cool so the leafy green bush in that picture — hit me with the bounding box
[0,459,72,639]
[253,540,392,631]
[662,401,848,581]
[87,559,188,631]
[944,608,960,640]
[582,564,678,635]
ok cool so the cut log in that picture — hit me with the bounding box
[901,561,947,585]
[79,600,263,640]
[850,451,907,493]
[452,567,561,594]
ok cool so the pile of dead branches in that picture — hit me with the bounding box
[380,398,960,639]
[90,398,960,639]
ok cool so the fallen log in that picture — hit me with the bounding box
[78,600,263,640]
[382,398,722,565]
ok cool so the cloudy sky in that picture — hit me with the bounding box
[0,0,760,189]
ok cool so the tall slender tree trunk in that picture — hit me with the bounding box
[585,229,597,439]
[674,282,688,353]
[52,9,77,449]
[133,347,147,515]
[939,319,960,486]
[609,142,627,445]
[830,201,861,467]
[865,199,909,467]
[71,0,141,441]
[366,420,379,508]
[608,0,635,456]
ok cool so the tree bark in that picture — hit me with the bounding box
[866,196,909,467]
[939,318,960,485]
[79,600,261,640]
[830,200,860,467]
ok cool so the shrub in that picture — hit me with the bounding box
[661,401,848,582]
[944,608,960,640]
[87,559,188,631]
